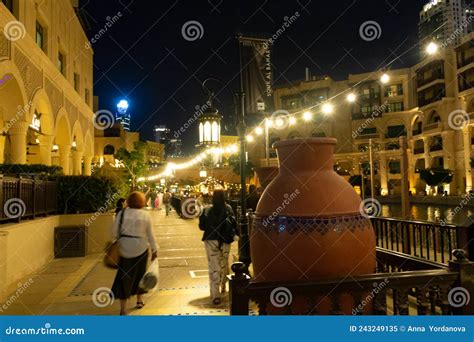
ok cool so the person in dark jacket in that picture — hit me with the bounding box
[199,190,235,305]
[115,198,126,216]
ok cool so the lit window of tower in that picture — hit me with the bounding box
[116,99,131,131]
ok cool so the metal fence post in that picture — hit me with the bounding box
[228,262,250,315]
[448,249,474,315]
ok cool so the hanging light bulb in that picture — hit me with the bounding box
[255,127,264,135]
[246,135,254,142]
[303,111,313,121]
[380,73,390,84]
[347,93,357,102]
[322,103,334,114]
[289,116,296,125]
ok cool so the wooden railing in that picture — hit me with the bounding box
[0,175,57,223]
[229,249,474,315]
[371,217,474,263]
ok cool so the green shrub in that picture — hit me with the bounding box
[0,164,63,178]
[57,175,127,214]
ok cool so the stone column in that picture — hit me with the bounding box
[442,131,456,195]
[0,231,8,302]
[463,128,472,193]
[423,136,431,169]
[58,145,71,175]
[83,156,93,176]
[379,153,388,196]
[8,122,29,164]
[72,151,83,175]
[38,135,54,166]
[0,135,5,164]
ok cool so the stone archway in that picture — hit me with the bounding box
[54,109,72,174]
[83,131,94,176]
[71,121,85,175]
[0,61,29,164]
[28,89,55,165]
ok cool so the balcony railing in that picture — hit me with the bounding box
[385,131,407,139]
[229,215,474,315]
[458,54,474,69]
[423,122,441,132]
[414,147,425,155]
[229,249,473,315]
[354,133,379,140]
[0,175,57,223]
[430,144,443,152]
[417,71,444,88]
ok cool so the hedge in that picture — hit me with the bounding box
[0,164,63,178]
[57,175,127,214]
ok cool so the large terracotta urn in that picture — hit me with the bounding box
[251,138,376,314]
[254,166,278,189]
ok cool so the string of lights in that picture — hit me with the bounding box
[139,39,442,183]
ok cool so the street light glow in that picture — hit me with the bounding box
[322,103,334,114]
[380,73,390,84]
[117,99,129,111]
[255,127,264,135]
[246,135,254,142]
[275,118,285,127]
[426,42,439,55]
[303,111,313,121]
[347,93,357,102]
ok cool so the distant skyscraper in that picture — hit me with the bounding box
[153,125,170,143]
[116,99,131,131]
[166,138,184,158]
[419,0,466,51]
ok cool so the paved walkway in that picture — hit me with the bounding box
[0,209,239,315]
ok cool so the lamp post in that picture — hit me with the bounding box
[236,34,250,269]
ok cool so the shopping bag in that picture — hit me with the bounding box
[139,259,159,291]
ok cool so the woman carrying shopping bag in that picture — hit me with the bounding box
[111,191,158,315]
[199,190,237,305]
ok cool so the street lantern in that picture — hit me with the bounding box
[198,95,221,147]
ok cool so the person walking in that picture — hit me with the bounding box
[115,198,126,216]
[199,190,236,305]
[163,190,172,216]
[111,191,158,315]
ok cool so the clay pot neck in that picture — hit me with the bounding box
[275,138,336,174]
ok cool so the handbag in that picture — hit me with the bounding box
[104,209,125,269]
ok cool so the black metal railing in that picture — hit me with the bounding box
[371,217,474,264]
[0,175,57,223]
[229,249,473,315]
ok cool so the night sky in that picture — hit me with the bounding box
[80,0,428,153]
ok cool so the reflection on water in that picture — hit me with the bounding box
[381,204,474,226]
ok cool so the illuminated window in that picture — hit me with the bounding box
[204,121,211,142]
[211,122,219,142]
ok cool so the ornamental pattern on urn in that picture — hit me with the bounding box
[253,214,372,235]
